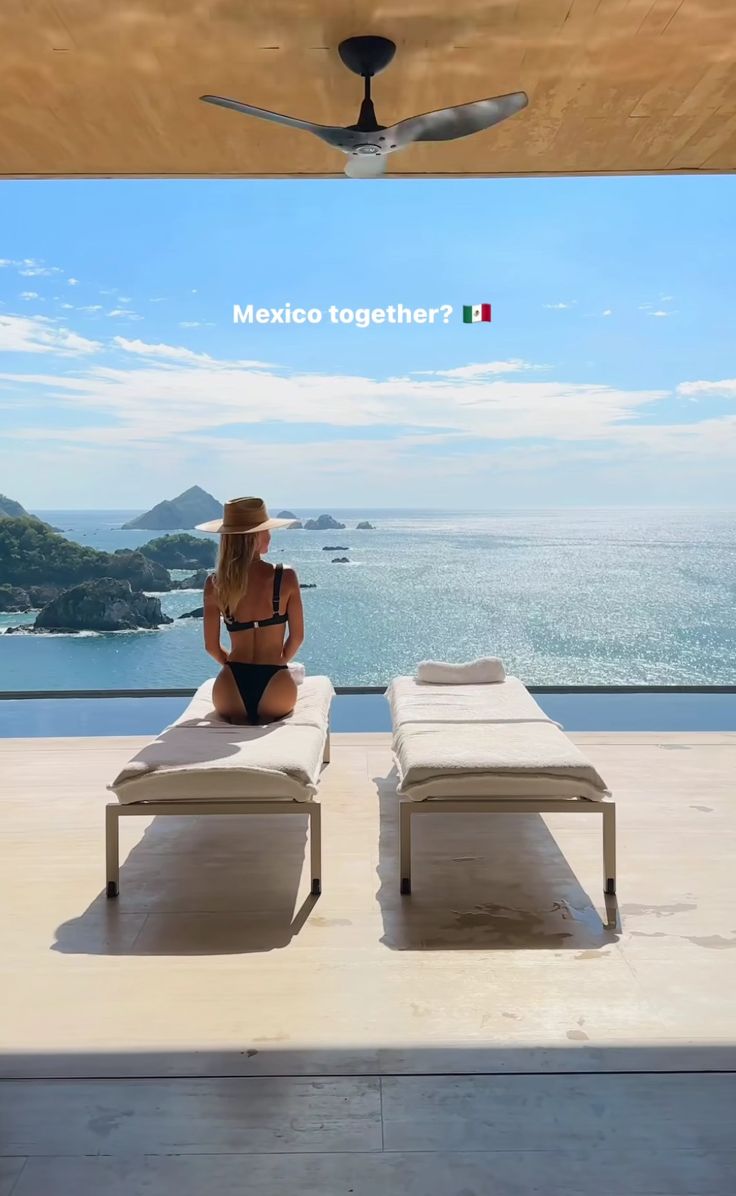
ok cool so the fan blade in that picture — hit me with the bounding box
[389,91,528,146]
[344,154,388,178]
[200,95,349,150]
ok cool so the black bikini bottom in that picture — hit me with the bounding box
[226,661,288,725]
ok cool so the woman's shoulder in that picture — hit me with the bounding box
[274,561,298,583]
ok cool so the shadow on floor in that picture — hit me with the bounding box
[52,811,318,956]
[374,769,619,951]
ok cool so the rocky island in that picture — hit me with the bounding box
[356,521,375,529]
[277,510,303,528]
[322,545,349,551]
[7,579,172,634]
[139,533,216,570]
[331,556,350,563]
[0,516,171,598]
[304,514,346,531]
[123,485,222,531]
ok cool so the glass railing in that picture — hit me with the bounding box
[1,686,734,737]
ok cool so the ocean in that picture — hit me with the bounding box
[1,507,735,691]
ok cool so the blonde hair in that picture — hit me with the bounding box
[214,532,260,618]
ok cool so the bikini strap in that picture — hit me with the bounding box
[272,563,284,614]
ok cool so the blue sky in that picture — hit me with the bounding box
[1,176,734,508]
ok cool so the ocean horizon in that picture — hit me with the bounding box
[1,505,735,691]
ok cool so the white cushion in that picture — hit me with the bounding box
[109,675,334,805]
[387,675,610,803]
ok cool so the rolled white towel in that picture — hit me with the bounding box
[416,657,506,685]
[288,661,306,685]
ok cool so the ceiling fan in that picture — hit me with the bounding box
[200,35,528,178]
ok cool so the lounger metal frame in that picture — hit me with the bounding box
[105,731,330,899]
[399,794,616,897]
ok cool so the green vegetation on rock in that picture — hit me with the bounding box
[0,516,171,590]
[139,533,216,569]
[0,494,29,519]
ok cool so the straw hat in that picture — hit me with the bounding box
[196,497,296,535]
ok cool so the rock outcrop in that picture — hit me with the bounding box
[178,607,204,619]
[300,583,317,589]
[0,583,65,612]
[108,550,171,590]
[139,533,216,569]
[123,485,222,531]
[172,569,210,589]
[331,556,350,563]
[356,521,375,529]
[34,579,173,633]
[0,584,32,612]
[304,514,346,531]
[322,545,349,551]
[276,510,303,528]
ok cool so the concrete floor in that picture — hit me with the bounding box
[1,730,735,1194]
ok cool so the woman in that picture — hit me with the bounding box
[196,497,304,725]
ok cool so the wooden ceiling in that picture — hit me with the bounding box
[1,0,735,178]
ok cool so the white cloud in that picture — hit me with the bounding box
[3,322,734,495]
[0,314,101,356]
[15,258,63,278]
[179,321,202,328]
[78,304,103,313]
[118,295,131,303]
[20,291,40,301]
[601,309,613,317]
[107,309,143,320]
[677,379,736,399]
[67,277,79,286]
[60,303,75,310]
[413,360,539,380]
[112,336,271,368]
[648,310,674,318]
[149,297,166,303]
[544,302,575,310]
[0,345,670,449]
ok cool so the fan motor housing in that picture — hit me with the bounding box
[338,36,396,78]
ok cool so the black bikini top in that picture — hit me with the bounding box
[222,563,287,633]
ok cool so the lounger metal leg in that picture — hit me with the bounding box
[322,729,331,764]
[105,804,120,898]
[400,801,412,895]
[603,802,617,895]
[309,802,322,896]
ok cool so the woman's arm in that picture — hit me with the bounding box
[203,574,228,666]
[281,567,304,663]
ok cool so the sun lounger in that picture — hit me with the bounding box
[106,675,334,898]
[386,675,615,896]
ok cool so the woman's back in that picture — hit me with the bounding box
[210,560,292,664]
